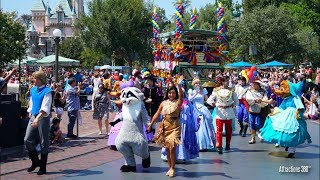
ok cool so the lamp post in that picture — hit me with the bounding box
[53,29,62,82]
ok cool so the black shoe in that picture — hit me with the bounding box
[217,147,223,154]
[199,149,208,152]
[66,134,78,139]
[225,145,231,151]
[142,153,151,168]
[243,125,248,137]
[27,152,40,172]
[120,165,136,172]
[110,145,118,151]
[287,153,295,158]
[239,122,244,135]
[285,147,289,152]
[37,154,48,175]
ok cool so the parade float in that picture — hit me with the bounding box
[151,1,230,80]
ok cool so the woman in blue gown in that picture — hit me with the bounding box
[188,79,216,151]
[161,99,200,161]
[259,81,312,158]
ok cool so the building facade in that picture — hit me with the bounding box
[27,0,84,58]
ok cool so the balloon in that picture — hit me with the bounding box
[249,76,254,83]
[123,74,129,81]
[241,70,246,76]
[251,66,257,71]
[253,70,258,77]
[247,70,253,79]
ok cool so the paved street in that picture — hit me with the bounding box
[1,112,319,180]
[59,121,319,180]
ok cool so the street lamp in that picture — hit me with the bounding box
[53,29,62,82]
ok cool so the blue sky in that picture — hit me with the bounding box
[1,0,242,17]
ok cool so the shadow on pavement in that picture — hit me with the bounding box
[47,169,103,177]
[229,148,269,153]
[183,158,229,165]
[139,166,187,173]
[177,171,234,178]
[148,145,162,151]
[0,135,106,163]
[269,151,320,159]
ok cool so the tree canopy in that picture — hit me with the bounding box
[0,12,27,67]
[228,6,301,63]
[76,0,152,67]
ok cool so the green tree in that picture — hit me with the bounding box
[76,0,153,68]
[198,4,217,30]
[80,48,104,68]
[0,12,27,67]
[59,37,84,61]
[281,2,320,38]
[228,6,301,63]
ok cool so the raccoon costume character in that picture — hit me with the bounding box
[115,87,151,172]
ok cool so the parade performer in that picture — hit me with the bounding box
[161,79,201,162]
[235,76,249,137]
[148,79,183,177]
[25,71,53,175]
[142,74,163,141]
[115,87,151,172]
[188,78,215,151]
[211,76,236,134]
[245,79,268,144]
[259,80,312,158]
[207,76,238,154]
[108,80,135,150]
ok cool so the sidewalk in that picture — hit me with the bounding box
[1,111,123,179]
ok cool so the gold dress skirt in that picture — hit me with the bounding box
[154,100,181,149]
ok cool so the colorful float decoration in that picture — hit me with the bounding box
[151,1,231,78]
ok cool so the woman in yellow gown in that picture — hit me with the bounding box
[148,80,183,177]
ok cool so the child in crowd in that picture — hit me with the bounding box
[50,117,63,144]
[302,94,319,120]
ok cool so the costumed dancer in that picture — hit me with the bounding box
[108,80,135,150]
[115,87,151,172]
[24,71,53,175]
[211,76,236,134]
[188,78,216,151]
[148,78,184,177]
[235,76,249,137]
[259,81,312,158]
[245,79,269,144]
[142,74,163,142]
[161,78,200,162]
[207,76,238,154]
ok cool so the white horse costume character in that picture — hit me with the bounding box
[115,87,151,172]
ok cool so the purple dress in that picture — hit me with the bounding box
[107,111,122,146]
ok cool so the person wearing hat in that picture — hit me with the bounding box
[235,76,250,137]
[142,74,163,141]
[207,77,238,154]
[245,79,269,144]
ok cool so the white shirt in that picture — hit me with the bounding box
[234,84,249,99]
[207,88,239,120]
[27,85,53,117]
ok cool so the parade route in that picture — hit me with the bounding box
[58,120,319,180]
[1,114,319,180]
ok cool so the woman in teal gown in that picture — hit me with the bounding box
[259,81,312,158]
